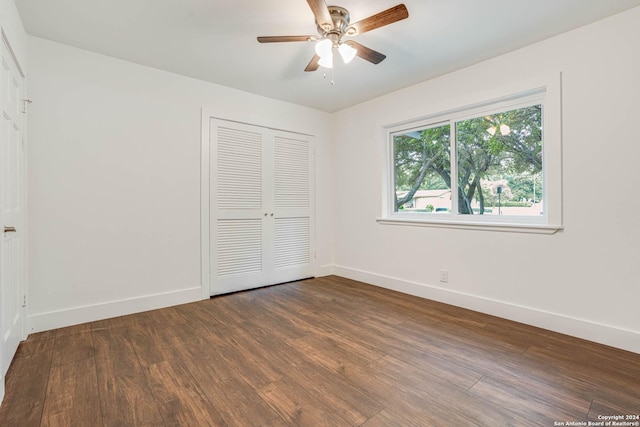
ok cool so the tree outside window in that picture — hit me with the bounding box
[393,104,543,217]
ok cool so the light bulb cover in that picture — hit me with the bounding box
[315,39,333,58]
[318,52,333,69]
[338,42,357,64]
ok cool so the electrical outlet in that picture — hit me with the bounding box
[440,269,449,283]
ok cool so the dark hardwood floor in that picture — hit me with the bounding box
[1,275,638,426]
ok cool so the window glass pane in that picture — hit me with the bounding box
[393,124,451,213]
[455,105,542,216]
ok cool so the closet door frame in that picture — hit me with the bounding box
[200,110,316,298]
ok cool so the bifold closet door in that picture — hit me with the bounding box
[270,132,313,285]
[210,119,314,296]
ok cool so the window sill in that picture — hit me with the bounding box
[376,217,563,234]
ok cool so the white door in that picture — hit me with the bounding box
[209,119,314,295]
[270,132,313,285]
[0,37,26,377]
[210,122,270,294]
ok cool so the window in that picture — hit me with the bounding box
[381,82,562,233]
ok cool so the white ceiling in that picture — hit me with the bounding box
[16,0,640,112]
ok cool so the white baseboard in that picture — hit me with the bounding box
[28,287,203,334]
[331,265,640,354]
[315,264,336,278]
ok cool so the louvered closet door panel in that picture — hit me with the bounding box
[216,126,262,209]
[271,133,314,284]
[210,120,269,295]
[274,136,309,210]
[274,217,310,269]
[216,219,263,277]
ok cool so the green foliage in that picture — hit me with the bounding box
[394,125,450,191]
[394,124,452,210]
[394,104,543,213]
[507,173,543,202]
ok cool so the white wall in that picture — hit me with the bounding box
[331,7,640,353]
[26,37,334,331]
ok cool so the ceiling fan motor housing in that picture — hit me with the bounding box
[317,6,355,40]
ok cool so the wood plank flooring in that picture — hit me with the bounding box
[1,275,639,426]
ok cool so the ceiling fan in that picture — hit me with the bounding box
[257,0,409,72]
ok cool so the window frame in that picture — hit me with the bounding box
[379,76,563,234]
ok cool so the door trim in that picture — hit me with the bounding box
[200,110,211,300]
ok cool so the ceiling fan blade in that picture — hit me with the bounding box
[345,41,386,64]
[257,36,314,43]
[306,0,333,30]
[348,4,409,35]
[304,54,321,72]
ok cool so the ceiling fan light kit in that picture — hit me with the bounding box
[338,42,356,64]
[313,38,356,69]
[257,0,409,73]
[315,38,333,57]
[318,53,334,69]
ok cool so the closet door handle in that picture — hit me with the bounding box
[4,226,16,233]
